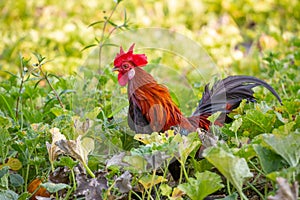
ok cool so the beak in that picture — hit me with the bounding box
[112,67,119,72]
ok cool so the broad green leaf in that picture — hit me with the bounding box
[253,144,285,174]
[178,171,224,200]
[0,166,9,178]
[139,174,167,189]
[272,121,296,135]
[160,184,172,196]
[240,109,277,137]
[203,145,253,199]
[55,156,78,169]
[235,144,256,160]
[177,132,201,164]
[191,157,214,173]
[41,182,71,193]
[262,133,300,167]
[9,173,24,187]
[123,155,147,172]
[0,190,18,200]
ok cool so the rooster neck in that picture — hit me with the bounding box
[127,67,156,97]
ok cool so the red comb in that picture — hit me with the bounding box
[114,43,148,67]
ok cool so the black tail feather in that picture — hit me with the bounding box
[192,75,281,117]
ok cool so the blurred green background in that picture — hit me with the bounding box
[1,0,299,78]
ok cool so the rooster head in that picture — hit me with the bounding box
[113,44,148,86]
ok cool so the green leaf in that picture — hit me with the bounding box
[266,166,299,182]
[139,174,167,189]
[0,114,12,129]
[9,173,24,187]
[84,107,101,120]
[262,133,300,167]
[272,121,296,135]
[240,109,277,137]
[32,52,46,63]
[229,118,243,133]
[177,132,201,164]
[235,144,256,160]
[17,192,30,200]
[0,166,9,179]
[123,155,147,173]
[55,156,78,169]
[253,144,285,174]
[207,111,221,123]
[178,171,224,200]
[81,44,97,52]
[0,190,18,200]
[191,157,214,173]
[41,182,71,193]
[160,184,172,197]
[59,89,76,96]
[50,107,67,117]
[88,20,105,28]
[203,145,253,199]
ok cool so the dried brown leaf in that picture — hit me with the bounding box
[46,128,66,163]
[268,177,299,200]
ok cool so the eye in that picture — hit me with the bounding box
[122,64,129,69]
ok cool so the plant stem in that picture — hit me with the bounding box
[247,182,265,199]
[98,2,120,68]
[227,180,231,195]
[82,161,95,178]
[131,190,143,200]
[24,163,30,192]
[16,63,25,122]
[239,191,249,200]
[147,169,157,200]
[182,162,189,182]
[39,67,64,108]
[249,160,266,176]
[71,169,76,191]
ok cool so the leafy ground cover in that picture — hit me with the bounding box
[0,0,299,199]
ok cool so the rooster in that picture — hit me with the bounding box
[113,44,281,135]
